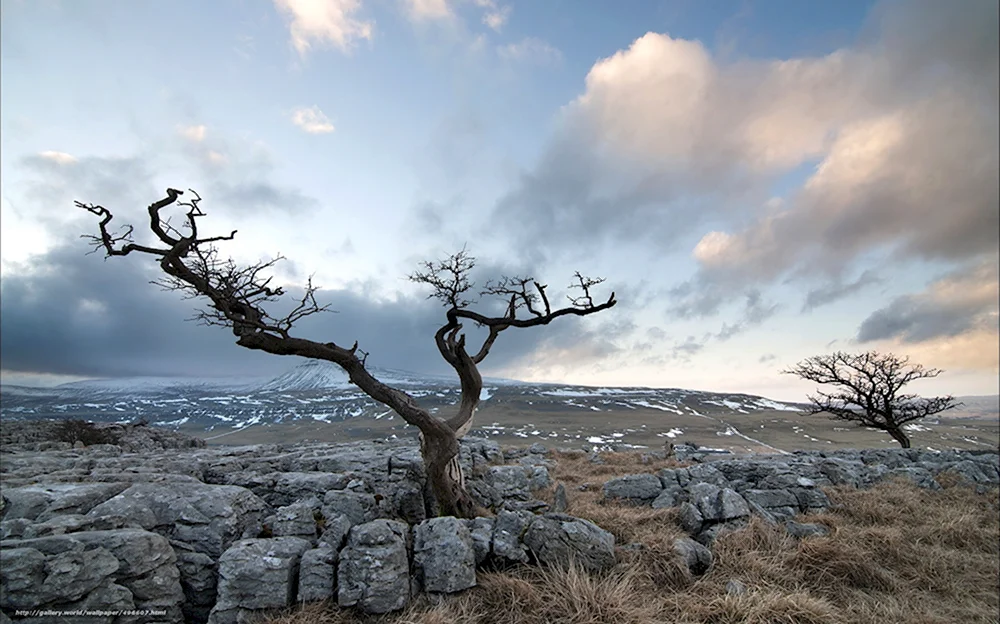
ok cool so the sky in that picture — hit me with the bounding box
[0,0,997,402]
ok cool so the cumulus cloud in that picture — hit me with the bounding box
[290,106,335,134]
[497,37,562,66]
[273,0,374,56]
[492,0,998,324]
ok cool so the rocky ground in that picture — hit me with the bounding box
[0,421,997,624]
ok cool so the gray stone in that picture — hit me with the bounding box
[1,518,32,540]
[211,536,312,615]
[86,483,269,560]
[527,465,551,490]
[491,510,534,564]
[686,463,730,487]
[264,501,318,539]
[413,517,476,593]
[23,513,133,539]
[297,545,337,603]
[743,489,799,509]
[0,547,50,609]
[489,465,532,501]
[697,518,749,545]
[785,521,830,539]
[322,490,378,526]
[673,537,712,575]
[463,517,495,566]
[528,443,548,455]
[270,472,349,506]
[651,488,681,509]
[678,502,704,535]
[745,499,779,525]
[717,489,750,520]
[553,482,569,513]
[789,488,830,511]
[522,513,616,572]
[0,529,183,621]
[818,459,864,487]
[601,474,663,502]
[392,485,427,524]
[338,520,411,614]
[174,547,217,624]
[317,513,353,551]
[690,483,749,521]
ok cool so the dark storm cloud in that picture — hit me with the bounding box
[801,270,882,312]
[1,242,623,382]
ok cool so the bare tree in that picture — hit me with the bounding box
[77,189,616,518]
[781,351,961,448]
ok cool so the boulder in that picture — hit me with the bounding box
[601,474,663,503]
[1,529,184,622]
[263,501,318,540]
[337,520,411,614]
[552,482,569,513]
[297,544,337,603]
[489,466,533,501]
[209,536,312,621]
[673,537,712,575]
[785,521,830,539]
[413,517,476,593]
[463,517,495,566]
[322,490,378,526]
[522,513,616,572]
[86,483,269,560]
[491,510,534,565]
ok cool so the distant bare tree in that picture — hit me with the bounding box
[77,188,616,518]
[782,351,961,448]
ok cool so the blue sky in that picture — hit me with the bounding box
[1,0,997,401]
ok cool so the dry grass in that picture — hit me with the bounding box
[263,451,1000,624]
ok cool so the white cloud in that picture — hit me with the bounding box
[402,0,453,21]
[177,124,207,143]
[290,105,336,134]
[38,151,77,165]
[482,5,510,32]
[273,0,374,56]
[497,37,562,66]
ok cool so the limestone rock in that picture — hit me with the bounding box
[673,537,712,575]
[601,474,663,503]
[337,520,411,614]
[491,510,533,565]
[210,536,312,617]
[522,513,616,572]
[413,516,476,593]
[463,517,495,566]
[297,544,337,603]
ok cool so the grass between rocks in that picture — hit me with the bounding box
[263,450,1000,624]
